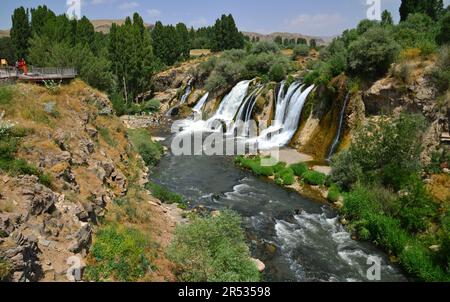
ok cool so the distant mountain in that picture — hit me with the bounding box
[91,19,153,33]
[0,29,10,38]
[243,31,333,45]
[1,20,334,45]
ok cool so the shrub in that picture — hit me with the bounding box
[0,86,13,105]
[98,127,117,147]
[251,41,280,54]
[110,93,126,116]
[143,99,160,112]
[348,27,400,78]
[327,184,341,203]
[394,176,437,233]
[431,45,450,93]
[436,12,450,45]
[167,211,260,282]
[331,114,426,191]
[85,225,151,281]
[292,44,310,59]
[127,129,163,166]
[275,167,295,186]
[146,183,184,205]
[268,63,286,82]
[0,258,11,281]
[399,241,449,282]
[302,171,326,186]
[289,163,308,177]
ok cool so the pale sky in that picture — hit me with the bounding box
[1,0,449,36]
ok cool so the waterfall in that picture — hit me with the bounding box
[193,92,209,113]
[166,79,194,116]
[274,82,302,127]
[180,79,193,105]
[327,93,350,160]
[257,84,315,150]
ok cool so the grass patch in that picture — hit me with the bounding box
[98,127,117,147]
[0,258,12,281]
[167,210,260,282]
[289,162,308,177]
[0,86,13,105]
[85,224,153,282]
[127,129,163,167]
[275,167,295,186]
[327,184,341,202]
[146,183,188,208]
[0,126,52,187]
[302,171,326,186]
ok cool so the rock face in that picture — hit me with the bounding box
[363,64,448,164]
[0,81,133,282]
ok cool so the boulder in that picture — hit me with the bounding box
[251,258,266,272]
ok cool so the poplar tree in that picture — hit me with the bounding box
[10,7,31,59]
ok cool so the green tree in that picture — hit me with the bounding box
[400,0,444,21]
[176,23,190,59]
[348,27,399,78]
[381,10,394,26]
[310,39,317,49]
[0,37,15,63]
[274,36,283,45]
[30,5,55,35]
[211,14,244,51]
[10,7,31,59]
[76,16,95,46]
[297,37,307,45]
[437,11,450,45]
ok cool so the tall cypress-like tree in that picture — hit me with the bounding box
[30,5,55,35]
[211,14,244,51]
[10,7,31,59]
[176,23,190,59]
[109,14,154,101]
[381,10,394,26]
[76,16,95,46]
[400,0,444,21]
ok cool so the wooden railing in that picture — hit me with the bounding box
[0,67,77,79]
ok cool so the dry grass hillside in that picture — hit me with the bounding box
[0,80,178,282]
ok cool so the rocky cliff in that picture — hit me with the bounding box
[0,80,177,281]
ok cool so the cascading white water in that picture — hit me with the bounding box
[211,80,251,125]
[193,92,209,113]
[175,80,251,134]
[180,79,193,104]
[274,82,302,127]
[257,84,315,150]
[327,93,350,160]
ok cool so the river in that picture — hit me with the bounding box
[149,128,408,282]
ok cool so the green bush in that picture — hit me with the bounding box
[268,63,286,82]
[437,12,450,45]
[431,45,450,93]
[143,99,161,112]
[0,258,11,281]
[275,167,295,186]
[251,41,280,54]
[167,211,260,282]
[110,93,126,116]
[399,241,449,282]
[348,27,400,78]
[127,129,163,167]
[330,114,426,191]
[327,184,341,202]
[292,44,310,59]
[0,86,13,105]
[289,162,308,177]
[302,171,326,186]
[85,224,151,281]
[146,183,185,205]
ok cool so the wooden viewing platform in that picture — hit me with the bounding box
[0,67,77,82]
